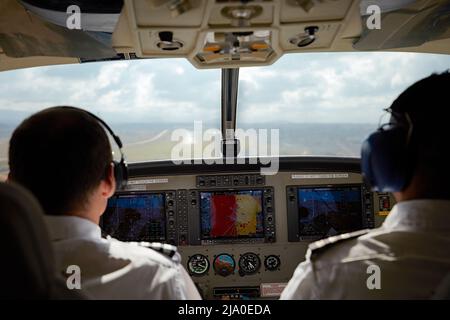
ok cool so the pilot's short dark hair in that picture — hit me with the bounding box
[390,70,450,119]
[8,107,113,215]
[390,70,450,194]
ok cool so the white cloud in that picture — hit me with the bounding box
[0,52,449,125]
[97,62,129,89]
[240,68,278,91]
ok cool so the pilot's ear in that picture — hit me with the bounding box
[101,163,116,198]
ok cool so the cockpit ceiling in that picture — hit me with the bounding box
[1,0,450,71]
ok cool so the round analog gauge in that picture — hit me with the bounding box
[187,254,209,276]
[238,252,261,275]
[264,255,281,271]
[213,254,236,277]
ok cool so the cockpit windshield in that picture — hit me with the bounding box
[238,52,450,157]
[1,51,450,177]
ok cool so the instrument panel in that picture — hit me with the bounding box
[100,158,394,300]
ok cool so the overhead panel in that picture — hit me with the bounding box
[123,0,361,68]
[121,0,450,69]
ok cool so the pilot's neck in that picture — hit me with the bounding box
[64,211,100,226]
[394,175,450,202]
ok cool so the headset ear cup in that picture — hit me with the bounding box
[113,160,128,191]
[361,127,410,192]
[113,161,122,191]
[120,160,128,189]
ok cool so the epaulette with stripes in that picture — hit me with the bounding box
[306,229,371,261]
[136,242,181,263]
[105,235,181,263]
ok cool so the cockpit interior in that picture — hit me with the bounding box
[0,0,449,301]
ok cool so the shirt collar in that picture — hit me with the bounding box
[44,215,102,241]
[382,199,450,232]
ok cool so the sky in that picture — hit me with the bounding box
[0,51,449,126]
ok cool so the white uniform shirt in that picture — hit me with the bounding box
[280,199,450,299]
[44,215,201,300]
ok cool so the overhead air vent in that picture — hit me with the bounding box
[289,26,319,47]
[157,31,184,51]
[221,5,263,27]
[168,0,192,17]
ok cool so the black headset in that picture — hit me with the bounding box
[58,106,128,191]
[361,107,415,192]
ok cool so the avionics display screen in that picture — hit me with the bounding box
[200,190,264,240]
[101,193,166,242]
[297,186,363,238]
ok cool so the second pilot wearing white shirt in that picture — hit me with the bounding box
[281,72,450,300]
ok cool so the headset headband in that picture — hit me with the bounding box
[383,107,414,145]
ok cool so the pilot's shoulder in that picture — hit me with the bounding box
[106,237,181,267]
[307,229,371,262]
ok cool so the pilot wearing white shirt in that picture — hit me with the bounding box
[44,215,200,299]
[281,71,450,300]
[8,106,201,300]
[281,200,450,299]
